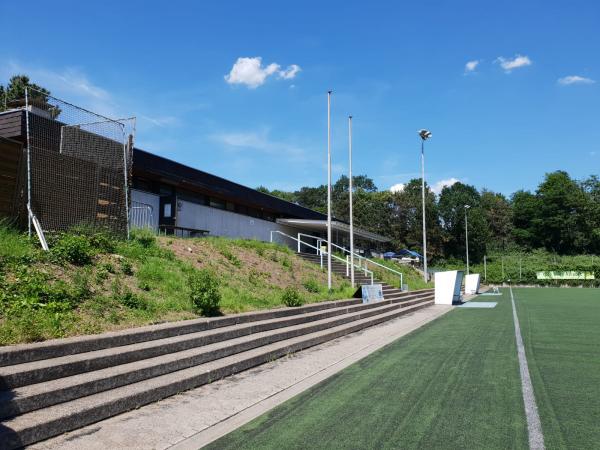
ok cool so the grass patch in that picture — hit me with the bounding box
[0,226,354,345]
[207,292,528,450]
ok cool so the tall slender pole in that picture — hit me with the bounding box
[327,91,332,290]
[484,255,487,282]
[421,140,428,283]
[25,87,32,237]
[465,207,470,275]
[348,115,355,287]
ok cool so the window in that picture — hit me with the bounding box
[163,203,172,218]
[209,198,226,210]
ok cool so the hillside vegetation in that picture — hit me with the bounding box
[0,226,356,345]
[434,250,600,287]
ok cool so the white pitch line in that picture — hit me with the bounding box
[509,286,545,450]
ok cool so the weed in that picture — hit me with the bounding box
[51,234,94,265]
[120,259,134,276]
[281,286,303,307]
[303,279,321,293]
[220,248,242,267]
[189,269,221,316]
[119,291,149,310]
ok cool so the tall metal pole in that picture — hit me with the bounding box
[421,140,428,283]
[25,87,32,238]
[484,255,487,282]
[465,206,470,275]
[348,115,355,287]
[327,91,332,290]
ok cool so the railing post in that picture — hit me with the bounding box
[370,272,373,285]
[297,233,301,253]
[320,252,323,269]
[346,255,349,276]
[364,260,368,276]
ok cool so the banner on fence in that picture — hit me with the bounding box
[536,271,595,280]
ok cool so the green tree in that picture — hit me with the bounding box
[480,189,513,250]
[1,75,51,111]
[536,171,588,254]
[438,182,488,262]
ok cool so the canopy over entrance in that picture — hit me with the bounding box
[276,218,390,243]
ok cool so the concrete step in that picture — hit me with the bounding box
[0,293,430,390]
[0,298,372,368]
[0,299,433,449]
[0,294,433,419]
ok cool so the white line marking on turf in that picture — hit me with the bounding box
[510,286,545,450]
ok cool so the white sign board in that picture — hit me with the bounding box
[361,284,384,304]
[464,274,481,295]
[434,270,465,305]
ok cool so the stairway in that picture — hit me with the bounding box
[297,252,409,301]
[0,288,434,449]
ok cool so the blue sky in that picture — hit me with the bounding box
[1,0,599,196]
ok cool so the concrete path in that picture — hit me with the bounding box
[31,304,452,450]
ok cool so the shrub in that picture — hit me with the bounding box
[281,287,303,307]
[188,269,221,316]
[119,291,148,310]
[302,279,321,293]
[120,259,134,276]
[131,228,156,248]
[51,234,93,265]
[221,248,242,267]
[70,225,117,253]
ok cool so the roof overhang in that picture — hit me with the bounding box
[276,219,391,243]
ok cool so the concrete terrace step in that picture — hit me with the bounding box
[0,298,374,368]
[0,292,431,390]
[0,299,433,449]
[0,292,433,418]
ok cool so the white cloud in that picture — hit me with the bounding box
[224,57,301,88]
[390,183,405,193]
[211,128,308,162]
[557,75,595,86]
[495,54,532,72]
[279,64,301,80]
[464,60,480,73]
[432,177,460,194]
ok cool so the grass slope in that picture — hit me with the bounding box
[514,288,600,449]
[208,293,528,450]
[0,227,354,345]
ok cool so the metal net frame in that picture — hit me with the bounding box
[24,87,135,238]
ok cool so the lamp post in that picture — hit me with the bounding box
[326,91,332,290]
[464,205,471,275]
[348,115,355,287]
[418,129,432,283]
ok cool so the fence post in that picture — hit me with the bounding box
[346,255,349,276]
[501,256,505,281]
[519,257,522,281]
[297,233,301,253]
[484,255,487,282]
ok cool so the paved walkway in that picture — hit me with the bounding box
[31,304,452,450]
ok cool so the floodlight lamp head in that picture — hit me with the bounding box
[465,204,471,209]
[418,129,432,140]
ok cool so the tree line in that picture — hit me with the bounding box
[258,170,600,263]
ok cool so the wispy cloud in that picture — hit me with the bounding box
[1,61,181,130]
[211,128,308,162]
[495,54,532,73]
[464,60,480,74]
[432,177,460,194]
[224,57,301,88]
[557,75,595,86]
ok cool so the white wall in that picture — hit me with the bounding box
[176,199,304,244]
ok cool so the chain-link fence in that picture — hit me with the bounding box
[25,87,135,237]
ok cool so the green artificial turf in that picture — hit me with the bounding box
[207,294,528,450]
[513,288,600,450]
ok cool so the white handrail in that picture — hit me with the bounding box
[271,230,373,285]
[297,232,403,289]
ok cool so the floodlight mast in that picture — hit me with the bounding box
[418,129,432,283]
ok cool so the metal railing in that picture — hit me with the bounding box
[270,230,373,285]
[129,202,155,230]
[296,233,404,289]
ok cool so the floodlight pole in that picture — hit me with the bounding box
[420,139,428,283]
[25,87,32,238]
[464,205,470,275]
[327,91,332,290]
[348,115,355,287]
